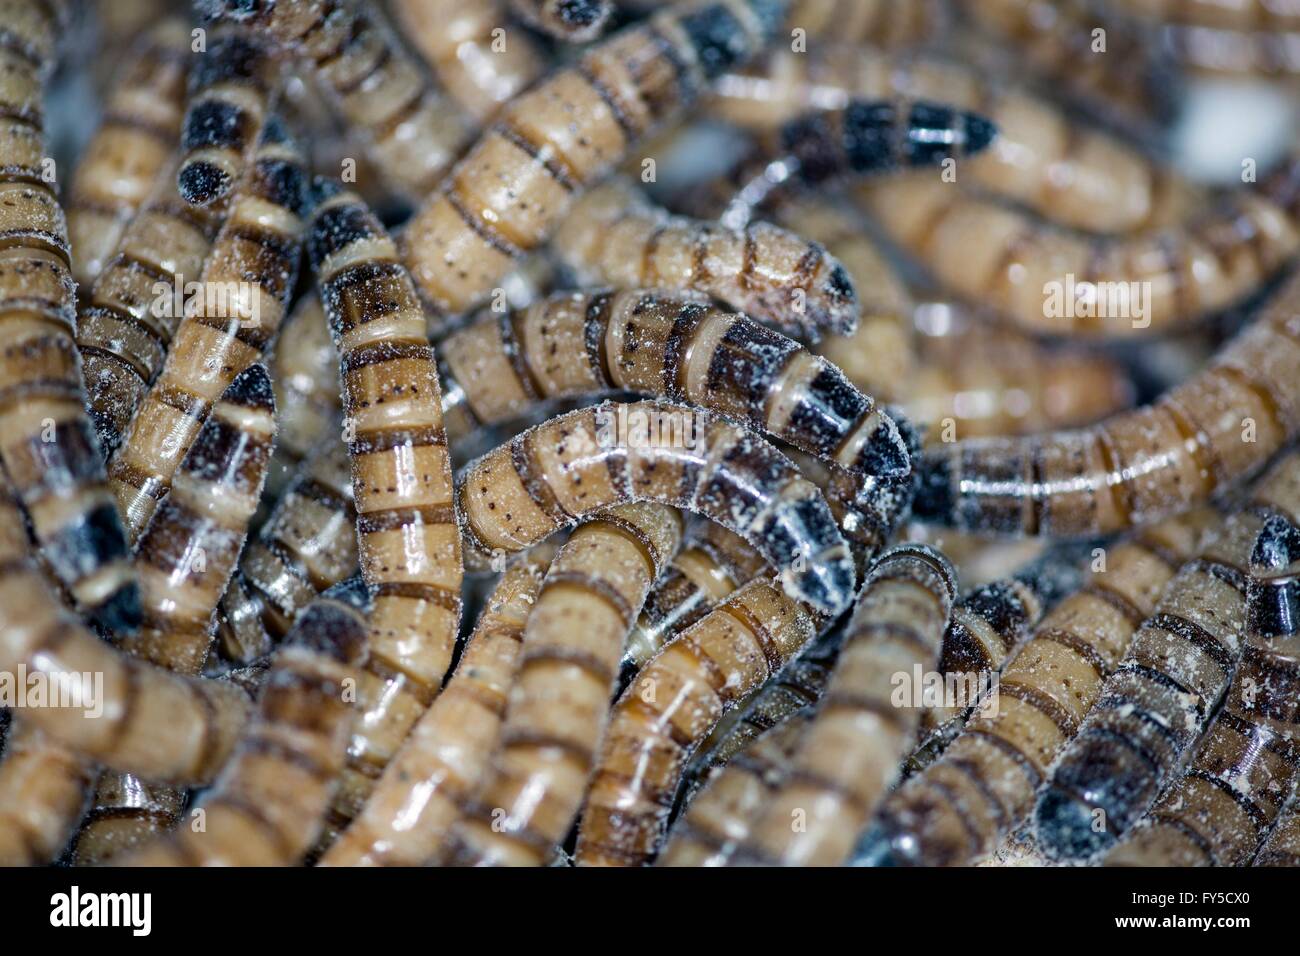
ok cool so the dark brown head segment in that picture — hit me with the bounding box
[1248,514,1300,640]
[306,180,379,272]
[289,575,373,665]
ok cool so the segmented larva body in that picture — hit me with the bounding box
[119,364,276,676]
[442,505,682,866]
[220,438,356,663]
[175,29,278,208]
[625,521,768,674]
[458,399,858,616]
[951,0,1175,131]
[110,119,309,541]
[264,293,340,502]
[77,156,227,458]
[401,0,785,320]
[1103,513,1300,867]
[712,46,1198,234]
[509,0,612,41]
[1034,451,1300,862]
[735,545,957,866]
[118,579,371,866]
[1255,794,1300,865]
[206,0,471,199]
[0,477,252,785]
[306,185,464,842]
[552,179,859,341]
[854,509,1216,866]
[390,0,545,121]
[1159,22,1300,77]
[913,271,1300,538]
[785,0,947,45]
[65,18,190,286]
[440,289,909,490]
[857,164,1300,339]
[323,547,555,867]
[0,0,140,633]
[573,575,824,866]
[0,724,96,866]
[907,328,1137,441]
[659,708,812,867]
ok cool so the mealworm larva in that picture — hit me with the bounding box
[0,0,139,632]
[710,45,1199,234]
[624,520,769,675]
[735,545,957,866]
[573,574,824,866]
[719,97,997,230]
[951,0,1177,133]
[1034,450,1300,862]
[913,271,1300,538]
[552,178,859,341]
[116,577,371,866]
[658,708,812,866]
[0,723,96,866]
[853,508,1217,866]
[264,294,339,498]
[175,28,278,208]
[1103,513,1300,866]
[218,437,356,663]
[509,0,612,41]
[458,399,858,616]
[110,118,309,541]
[321,546,556,867]
[77,155,227,458]
[1111,0,1300,29]
[306,183,464,844]
[202,0,472,199]
[784,0,948,45]
[857,161,1300,339]
[441,505,678,867]
[440,289,909,497]
[401,0,784,321]
[65,18,190,286]
[390,0,545,121]
[0,482,252,785]
[118,364,276,676]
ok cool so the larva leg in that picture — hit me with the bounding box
[401,0,785,320]
[658,709,812,867]
[77,156,227,458]
[219,437,356,661]
[175,28,278,208]
[857,161,1300,339]
[0,0,138,631]
[552,178,859,340]
[306,185,464,845]
[913,271,1300,537]
[1034,450,1300,861]
[263,294,340,503]
[508,0,612,41]
[203,0,472,198]
[115,579,371,866]
[853,509,1216,866]
[573,575,824,865]
[444,503,684,866]
[110,118,309,540]
[624,521,768,675]
[390,0,546,122]
[321,546,556,867]
[1103,513,1300,866]
[439,289,910,485]
[0,538,253,783]
[65,17,190,286]
[458,400,858,616]
[735,545,957,865]
[710,46,1197,233]
[0,723,97,866]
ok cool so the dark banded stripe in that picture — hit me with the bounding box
[1036,627,1113,678]
[1080,580,1147,627]
[349,424,446,455]
[356,504,455,535]
[946,755,1011,831]
[540,570,635,629]
[498,311,542,400]
[1145,811,1217,863]
[1146,611,1236,674]
[519,643,618,686]
[153,383,209,419]
[373,581,462,613]
[496,121,577,193]
[596,510,664,573]
[583,292,617,387]
[294,477,352,515]
[444,187,523,259]
[1183,557,1249,595]
[499,728,596,766]
[341,338,433,374]
[1185,768,1269,831]
[359,657,437,705]
[997,679,1079,737]
[964,727,1043,789]
[623,695,694,748]
[573,63,636,141]
[717,598,782,677]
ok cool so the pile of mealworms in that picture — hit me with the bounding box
[1,0,1298,869]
